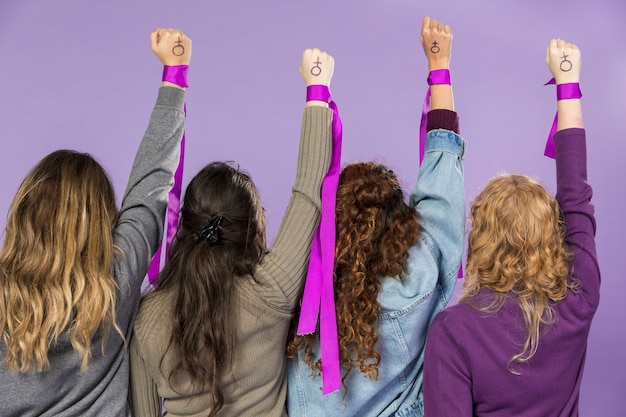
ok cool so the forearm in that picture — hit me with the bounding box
[410,129,466,276]
[260,106,332,308]
[557,98,583,131]
[430,84,454,111]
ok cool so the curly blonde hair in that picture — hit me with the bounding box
[287,162,420,391]
[461,174,574,372]
[0,150,121,372]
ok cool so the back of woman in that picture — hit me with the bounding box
[423,39,598,417]
[287,17,466,417]
[0,29,189,417]
[129,49,334,417]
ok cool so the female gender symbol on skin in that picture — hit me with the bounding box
[560,52,572,72]
[311,57,322,76]
[430,41,440,54]
[172,36,185,57]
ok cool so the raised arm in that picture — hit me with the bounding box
[548,40,600,309]
[113,29,191,300]
[251,49,333,312]
[421,16,454,112]
[410,17,466,281]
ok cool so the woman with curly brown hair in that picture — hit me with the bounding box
[287,17,466,416]
[423,39,598,416]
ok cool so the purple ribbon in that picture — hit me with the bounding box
[296,85,342,395]
[147,65,188,285]
[419,69,463,279]
[544,78,582,159]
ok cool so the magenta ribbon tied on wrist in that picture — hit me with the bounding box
[419,69,463,279]
[147,65,189,285]
[543,78,582,158]
[296,85,343,395]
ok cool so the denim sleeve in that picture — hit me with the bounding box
[409,129,466,286]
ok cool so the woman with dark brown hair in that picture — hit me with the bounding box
[128,48,335,417]
[0,28,190,416]
[286,17,466,417]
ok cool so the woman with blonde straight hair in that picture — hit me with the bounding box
[0,28,191,416]
[423,39,599,416]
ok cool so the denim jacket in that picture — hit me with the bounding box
[287,129,466,417]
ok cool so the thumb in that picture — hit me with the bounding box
[150,29,160,50]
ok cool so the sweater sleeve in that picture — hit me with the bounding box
[409,128,466,284]
[251,106,332,313]
[129,334,163,417]
[554,128,600,311]
[113,87,186,297]
[427,109,459,134]
[423,312,473,416]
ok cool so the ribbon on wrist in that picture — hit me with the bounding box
[144,66,189,291]
[543,78,582,158]
[297,84,343,395]
[162,65,189,88]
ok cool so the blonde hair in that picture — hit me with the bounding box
[461,174,574,372]
[0,150,122,371]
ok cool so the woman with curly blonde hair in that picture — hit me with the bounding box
[423,39,599,416]
[0,28,190,416]
[287,17,466,416]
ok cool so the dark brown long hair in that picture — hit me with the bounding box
[287,162,420,392]
[152,162,266,417]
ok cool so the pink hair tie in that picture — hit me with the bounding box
[297,84,343,395]
[543,78,582,158]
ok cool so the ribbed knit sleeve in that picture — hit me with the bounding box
[427,109,459,134]
[248,106,332,313]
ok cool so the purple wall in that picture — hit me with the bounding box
[1,0,624,413]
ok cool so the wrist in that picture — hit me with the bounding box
[306,85,332,105]
[162,65,189,89]
[427,69,451,86]
[556,82,582,101]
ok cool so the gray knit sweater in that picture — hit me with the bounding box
[128,106,332,417]
[0,86,186,417]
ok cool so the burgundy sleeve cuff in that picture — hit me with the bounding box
[427,109,460,134]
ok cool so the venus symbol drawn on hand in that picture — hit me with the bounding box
[311,58,322,76]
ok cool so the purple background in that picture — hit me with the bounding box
[1,0,624,413]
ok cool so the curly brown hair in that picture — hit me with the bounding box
[287,162,420,392]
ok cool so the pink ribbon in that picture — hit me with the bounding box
[147,65,189,284]
[296,85,342,395]
[544,78,582,159]
[419,69,463,279]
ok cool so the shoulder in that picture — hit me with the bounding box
[134,290,175,341]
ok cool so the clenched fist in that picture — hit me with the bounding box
[151,28,192,66]
[420,16,452,71]
[546,39,580,85]
[300,48,334,87]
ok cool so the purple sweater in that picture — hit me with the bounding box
[423,128,599,417]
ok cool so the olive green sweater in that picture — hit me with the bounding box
[129,106,332,417]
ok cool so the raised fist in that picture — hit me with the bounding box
[300,48,334,87]
[150,28,192,66]
[546,39,580,84]
[420,16,452,71]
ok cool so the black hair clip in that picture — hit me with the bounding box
[199,216,223,244]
